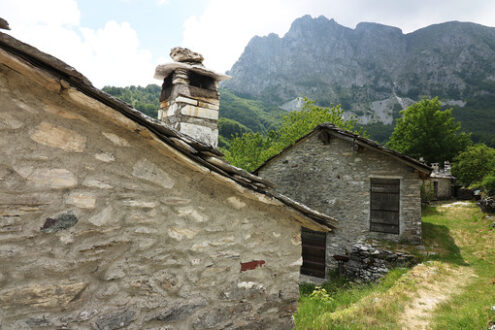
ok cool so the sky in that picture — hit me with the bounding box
[1,0,495,88]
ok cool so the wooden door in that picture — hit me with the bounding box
[370,178,400,234]
[301,227,326,278]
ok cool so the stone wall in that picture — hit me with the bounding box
[344,243,416,282]
[159,94,219,148]
[431,177,453,200]
[259,133,423,279]
[0,63,303,329]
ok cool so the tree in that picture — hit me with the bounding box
[451,144,495,186]
[277,98,363,146]
[224,98,363,171]
[387,97,471,164]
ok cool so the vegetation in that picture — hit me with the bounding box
[217,118,251,148]
[480,174,495,196]
[102,84,160,117]
[218,88,287,134]
[359,122,395,145]
[387,97,472,164]
[295,202,495,329]
[420,181,436,204]
[452,144,495,187]
[224,98,364,171]
[452,95,495,147]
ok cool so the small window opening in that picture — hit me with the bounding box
[188,72,216,90]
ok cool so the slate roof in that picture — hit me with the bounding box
[254,123,433,175]
[0,31,337,231]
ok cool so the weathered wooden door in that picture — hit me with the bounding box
[370,178,400,234]
[301,227,326,278]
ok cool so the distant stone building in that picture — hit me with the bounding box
[255,124,431,280]
[0,32,337,328]
[429,162,456,200]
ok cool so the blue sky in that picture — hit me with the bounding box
[1,0,494,87]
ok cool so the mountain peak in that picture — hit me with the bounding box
[224,17,495,141]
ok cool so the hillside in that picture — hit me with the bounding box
[224,16,495,145]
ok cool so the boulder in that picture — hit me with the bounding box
[479,196,495,214]
[170,47,204,64]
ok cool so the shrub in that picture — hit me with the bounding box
[452,144,495,186]
[480,174,495,196]
[309,286,334,304]
[421,181,435,204]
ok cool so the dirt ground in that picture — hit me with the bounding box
[399,263,476,330]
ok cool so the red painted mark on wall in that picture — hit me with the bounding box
[240,260,265,272]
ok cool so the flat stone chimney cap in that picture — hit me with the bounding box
[154,47,231,82]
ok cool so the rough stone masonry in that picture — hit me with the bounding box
[258,128,426,280]
[154,47,230,148]
[0,38,324,329]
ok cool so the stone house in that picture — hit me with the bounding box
[428,162,455,200]
[255,124,431,280]
[0,32,337,329]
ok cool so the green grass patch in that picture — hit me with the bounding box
[295,202,495,329]
[424,203,495,329]
[295,268,408,329]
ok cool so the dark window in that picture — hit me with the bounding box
[433,181,439,197]
[188,72,216,90]
[160,74,173,101]
[370,178,400,234]
[301,227,326,278]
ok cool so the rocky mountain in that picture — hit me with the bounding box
[224,16,495,143]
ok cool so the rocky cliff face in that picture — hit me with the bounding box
[224,15,495,124]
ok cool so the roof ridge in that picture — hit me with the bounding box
[254,122,432,174]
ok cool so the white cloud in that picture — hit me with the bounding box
[182,0,303,73]
[0,0,156,87]
[157,0,170,5]
[182,0,495,73]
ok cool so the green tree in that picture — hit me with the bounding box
[451,144,495,186]
[224,131,278,171]
[387,97,471,164]
[277,98,362,146]
[224,98,363,171]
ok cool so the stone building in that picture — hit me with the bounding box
[0,32,337,329]
[428,161,456,200]
[255,124,431,280]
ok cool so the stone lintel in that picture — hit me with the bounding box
[163,97,219,111]
[194,96,220,106]
[197,101,219,111]
[175,96,198,106]
[180,105,218,120]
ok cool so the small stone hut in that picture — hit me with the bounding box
[255,124,431,280]
[0,32,337,329]
[428,162,455,200]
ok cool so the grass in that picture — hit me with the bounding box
[295,268,409,329]
[427,202,495,329]
[294,201,495,329]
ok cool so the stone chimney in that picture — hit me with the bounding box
[154,47,230,147]
[443,161,452,175]
[431,163,440,172]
